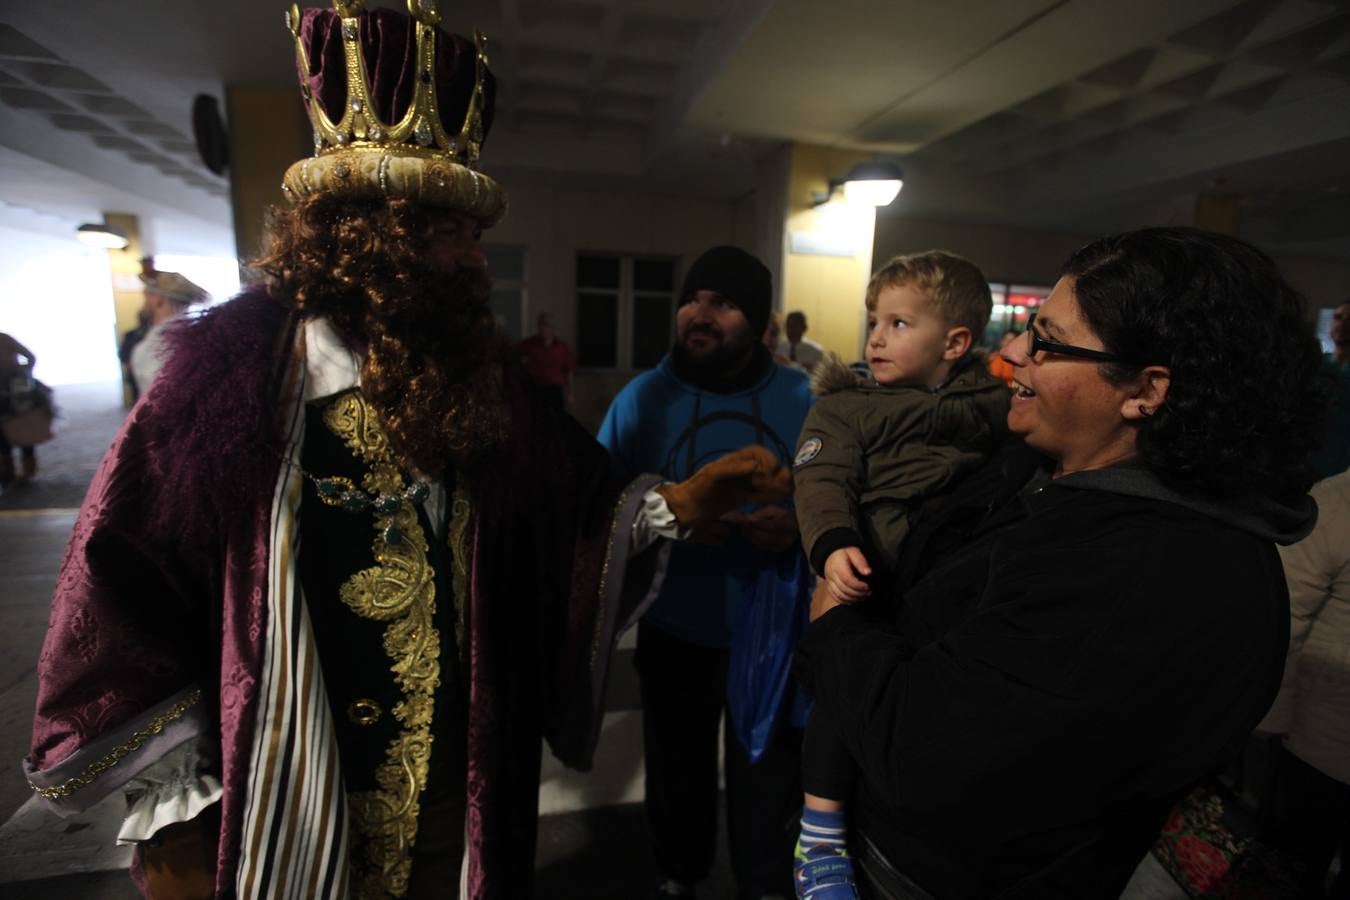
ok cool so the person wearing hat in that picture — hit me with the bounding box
[599,246,814,899]
[23,5,791,899]
[128,270,210,394]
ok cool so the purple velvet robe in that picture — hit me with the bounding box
[26,290,659,898]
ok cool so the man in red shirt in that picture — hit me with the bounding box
[518,312,575,408]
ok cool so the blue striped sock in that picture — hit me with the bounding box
[798,806,848,856]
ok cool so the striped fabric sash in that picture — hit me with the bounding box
[236,357,352,899]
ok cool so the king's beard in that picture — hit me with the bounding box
[339,265,511,476]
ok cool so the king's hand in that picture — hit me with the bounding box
[656,445,792,528]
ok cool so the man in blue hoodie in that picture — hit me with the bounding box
[599,246,814,899]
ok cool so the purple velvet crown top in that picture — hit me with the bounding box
[298,6,497,145]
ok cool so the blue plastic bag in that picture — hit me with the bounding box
[726,548,813,763]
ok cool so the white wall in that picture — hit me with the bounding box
[153,254,242,306]
[486,183,740,432]
[0,226,121,386]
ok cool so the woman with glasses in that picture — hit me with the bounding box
[797,227,1327,899]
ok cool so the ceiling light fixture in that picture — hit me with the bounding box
[76,222,130,250]
[812,160,904,208]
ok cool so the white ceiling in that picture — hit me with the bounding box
[1,0,1347,258]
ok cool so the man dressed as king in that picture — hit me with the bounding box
[23,2,791,897]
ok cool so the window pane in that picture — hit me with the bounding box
[577,255,620,289]
[484,245,525,281]
[634,258,675,292]
[490,288,522,342]
[632,295,671,369]
[577,292,617,367]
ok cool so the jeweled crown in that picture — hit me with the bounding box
[285,0,491,167]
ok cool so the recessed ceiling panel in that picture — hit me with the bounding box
[1236,1,1347,51]
[77,95,151,118]
[519,2,607,32]
[1245,12,1350,66]
[1317,50,1350,84]
[1215,75,1287,110]
[1169,0,1280,54]
[1207,59,1287,95]
[47,112,116,133]
[122,119,185,139]
[0,25,58,60]
[593,92,657,123]
[1079,49,1157,91]
[0,86,72,111]
[515,83,585,115]
[91,134,149,152]
[599,58,680,98]
[10,62,111,93]
[1151,63,1225,100]
[620,14,703,47]
[1135,47,1219,90]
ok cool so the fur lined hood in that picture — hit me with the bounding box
[809,348,993,398]
[809,353,865,397]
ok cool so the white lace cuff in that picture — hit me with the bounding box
[116,739,223,845]
[631,485,690,555]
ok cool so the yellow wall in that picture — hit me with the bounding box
[102,212,146,342]
[780,144,878,362]
[227,87,310,264]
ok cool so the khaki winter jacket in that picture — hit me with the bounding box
[793,354,1009,576]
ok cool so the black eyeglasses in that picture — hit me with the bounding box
[1024,314,1136,364]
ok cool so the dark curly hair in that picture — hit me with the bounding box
[253,193,509,475]
[1062,227,1327,502]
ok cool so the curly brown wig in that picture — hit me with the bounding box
[254,193,509,475]
[1062,227,1327,502]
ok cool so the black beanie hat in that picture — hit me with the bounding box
[680,246,772,338]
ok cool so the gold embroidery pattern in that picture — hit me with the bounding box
[29,689,203,800]
[324,392,439,900]
[446,483,473,653]
[347,698,384,726]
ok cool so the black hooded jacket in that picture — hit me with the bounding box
[798,439,1316,899]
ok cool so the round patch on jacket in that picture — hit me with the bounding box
[794,437,822,467]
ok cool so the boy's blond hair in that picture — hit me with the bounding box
[865,250,992,338]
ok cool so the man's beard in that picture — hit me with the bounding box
[671,323,756,378]
[350,265,510,476]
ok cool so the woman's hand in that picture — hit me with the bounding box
[823,546,872,603]
[810,579,845,622]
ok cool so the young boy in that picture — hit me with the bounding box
[790,251,1010,897]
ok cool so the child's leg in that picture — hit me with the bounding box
[801,704,856,827]
[795,709,859,897]
[805,793,843,812]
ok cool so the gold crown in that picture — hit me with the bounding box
[286,0,488,163]
[280,0,507,223]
